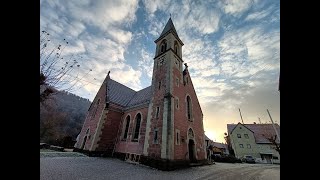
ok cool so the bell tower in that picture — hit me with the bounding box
[144,17,185,160]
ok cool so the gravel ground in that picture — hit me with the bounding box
[40,156,279,180]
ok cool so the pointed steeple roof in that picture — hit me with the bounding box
[160,17,178,37]
[155,17,183,45]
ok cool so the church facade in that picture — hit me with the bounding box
[74,18,207,169]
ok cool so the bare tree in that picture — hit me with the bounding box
[261,125,280,155]
[40,30,92,103]
[262,134,280,155]
[224,132,235,156]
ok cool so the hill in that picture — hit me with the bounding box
[40,90,91,146]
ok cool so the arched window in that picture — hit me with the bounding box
[174,41,178,54]
[188,128,194,139]
[123,115,130,139]
[133,113,142,140]
[160,40,167,53]
[187,96,192,120]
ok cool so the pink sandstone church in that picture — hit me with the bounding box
[74,18,207,170]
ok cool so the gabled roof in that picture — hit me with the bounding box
[107,79,136,107]
[212,142,227,149]
[126,86,152,108]
[107,79,152,109]
[227,123,280,144]
[227,123,254,135]
[204,135,211,141]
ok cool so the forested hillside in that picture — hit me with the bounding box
[40,90,91,147]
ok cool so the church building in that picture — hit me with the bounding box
[74,18,207,170]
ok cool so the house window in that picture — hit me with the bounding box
[158,81,161,90]
[123,116,130,139]
[186,96,192,121]
[273,156,279,160]
[175,98,179,109]
[247,144,251,149]
[239,144,244,148]
[153,128,158,144]
[244,134,249,139]
[237,134,241,138]
[132,113,142,141]
[156,107,160,118]
[176,129,180,145]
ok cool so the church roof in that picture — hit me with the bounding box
[159,18,178,38]
[107,79,136,107]
[155,18,183,45]
[126,86,152,108]
[107,79,152,108]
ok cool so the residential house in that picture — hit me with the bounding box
[211,142,229,155]
[227,122,280,164]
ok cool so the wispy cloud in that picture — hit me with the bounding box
[218,0,255,16]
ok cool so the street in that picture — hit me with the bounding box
[40,157,279,180]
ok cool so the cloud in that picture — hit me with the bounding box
[138,49,154,79]
[142,0,171,15]
[217,26,280,78]
[144,0,221,36]
[66,0,139,30]
[218,0,255,16]
[245,7,272,21]
[40,0,143,99]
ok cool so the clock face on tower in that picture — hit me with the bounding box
[158,56,166,66]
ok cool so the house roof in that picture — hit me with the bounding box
[227,123,280,144]
[212,142,227,149]
[204,135,211,141]
[107,79,152,108]
[227,123,254,135]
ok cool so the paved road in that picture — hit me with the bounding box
[40,157,279,180]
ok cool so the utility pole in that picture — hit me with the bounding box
[239,108,244,124]
[267,109,280,142]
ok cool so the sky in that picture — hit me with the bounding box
[40,0,280,143]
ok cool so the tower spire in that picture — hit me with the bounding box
[154,17,183,45]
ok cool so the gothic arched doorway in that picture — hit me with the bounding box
[188,128,196,162]
[188,139,196,162]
